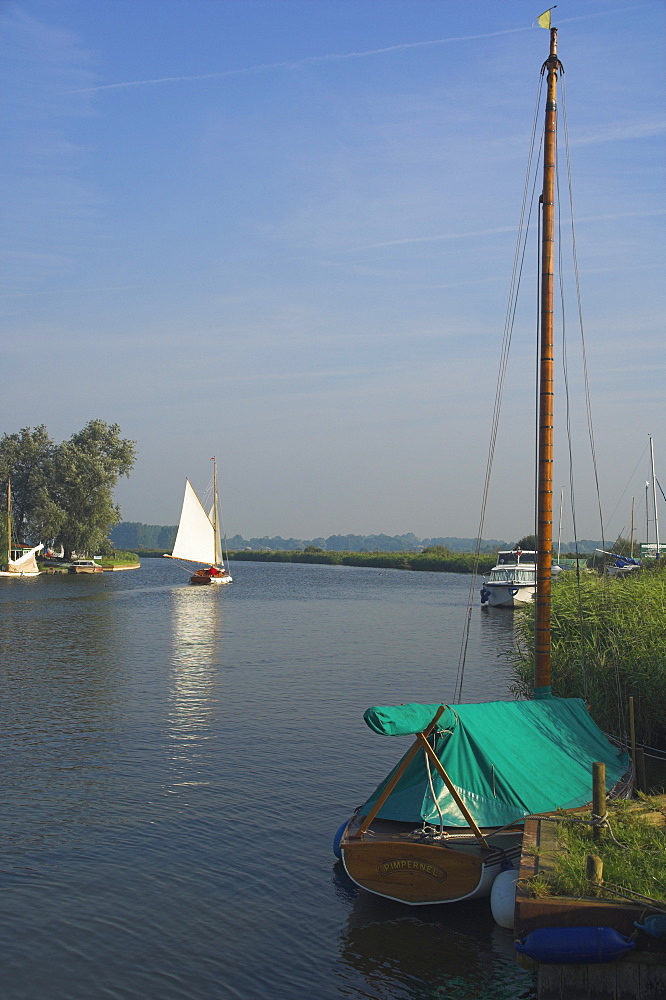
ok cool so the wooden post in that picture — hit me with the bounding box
[592,761,606,842]
[416,733,490,847]
[636,746,647,794]
[586,854,603,896]
[629,695,637,791]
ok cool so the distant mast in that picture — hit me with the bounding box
[5,477,11,565]
[212,456,222,567]
[535,26,562,699]
[649,435,660,556]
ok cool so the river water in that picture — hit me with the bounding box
[0,559,535,1000]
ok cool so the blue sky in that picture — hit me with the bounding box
[2,0,664,543]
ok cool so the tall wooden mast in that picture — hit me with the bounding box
[535,27,562,698]
[6,478,11,565]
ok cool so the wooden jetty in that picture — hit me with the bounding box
[514,800,666,999]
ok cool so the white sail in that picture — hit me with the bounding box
[170,480,216,565]
[207,503,222,566]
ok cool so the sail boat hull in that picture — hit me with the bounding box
[190,568,232,585]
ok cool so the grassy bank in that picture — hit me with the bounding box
[509,564,666,746]
[529,796,666,903]
[102,550,139,566]
[227,548,496,574]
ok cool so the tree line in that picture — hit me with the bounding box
[110,525,515,554]
[0,421,136,560]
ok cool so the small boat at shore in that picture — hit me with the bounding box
[0,478,43,577]
[164,458,232,586]
[68,559,103,574]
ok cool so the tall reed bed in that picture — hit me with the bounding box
[509,564,666,746]
[229,549,496,574]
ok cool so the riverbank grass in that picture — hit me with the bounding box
[509,564,666,745]
[101,550,139,567]
[528,796,666,903]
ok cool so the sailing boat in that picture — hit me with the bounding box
[336,25,632,906]
[164,459,232,586]
[0,478,43,578]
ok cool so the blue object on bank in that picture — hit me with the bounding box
[515,926,635,964]
[634,914,666,938]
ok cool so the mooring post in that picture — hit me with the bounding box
[629,695,637,786]
[636,746,647,793]
[586,854,603,896]
[592,761,606,842]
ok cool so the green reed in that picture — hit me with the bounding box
[529,797,666,902]
[229,549,496,574]
[508,564,666,746]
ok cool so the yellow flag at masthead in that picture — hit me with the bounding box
[536,7,556,29]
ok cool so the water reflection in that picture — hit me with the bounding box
[166,587,225,791]
[333,865,535,999]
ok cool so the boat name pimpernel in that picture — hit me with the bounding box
[378,858,447,881]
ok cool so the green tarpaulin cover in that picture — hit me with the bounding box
[360,699,629,828]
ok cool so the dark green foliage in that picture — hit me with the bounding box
[54,421,136,559]
[325,533,422,552]
[118,527,520,555]
[515,534,538,550]
[509,564,666,745]
[0,420,136,558]
[111,522,177,550]
[0,425,63,543]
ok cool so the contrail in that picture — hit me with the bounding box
[63,3,652,97]
[354,210,666,251]
[64,26,530,95]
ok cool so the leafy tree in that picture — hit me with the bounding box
[612,536,634,556]
[514,534,538,550]
[0,425,64,543]
[421,544,453,557]
[54,420,136,558]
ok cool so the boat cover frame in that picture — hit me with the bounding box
[360,699,629,828]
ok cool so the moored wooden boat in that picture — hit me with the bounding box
[339,700,630,906]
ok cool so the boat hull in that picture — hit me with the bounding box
[189,570,232,585]
[341,825,522,905]
[484,583,535,607]
[0,569,40,577]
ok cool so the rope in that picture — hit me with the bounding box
[561,76,607,555]
[590,882,666,912]
[531,810,631,850]
[555,97,588,702]
[423,735,445,836]
[454,73,545,702]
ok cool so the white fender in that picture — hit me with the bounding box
[490,868,518,929]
